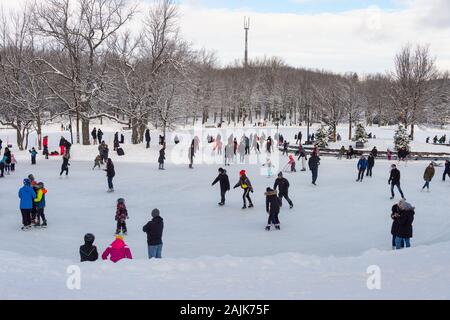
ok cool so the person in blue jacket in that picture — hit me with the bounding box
[29,148,38,165]
[18,179,37,230]
[356,155,368,182]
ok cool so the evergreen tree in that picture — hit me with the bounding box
[315,126,329,148]
[394,125,410,151]
[353,123,368,143]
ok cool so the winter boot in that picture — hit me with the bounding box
[41,221,47,228]
[242,205,247,210]
[275,225,281,230]
[248,203,254,208]
[218,202,225,206]
[265,225,271,231]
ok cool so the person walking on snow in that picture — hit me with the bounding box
[143,209,164,259]
[389,164,405,200]
[105,158,115,192]
[422,163,435,191]
[356,155,368,182]
[18,179,36,230]
[80,233,99,262]
[442,160,450,181]
[91,128,97,145]
[145,129,151,149]
[158,145,166,170]
[33,182,48,228]
[233,170,254,209]
[43,136,49,159]
[287,155,296,172]
[97,129,103,145]
[101,235,132,263]
[265,187,282,231]
[29,147,38,165]
[308,152,321,186]
[274,172,293,209]
[115,198,129,235]
[212,168,230,206]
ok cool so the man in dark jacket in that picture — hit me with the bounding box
[274,172,293,208]
[367,154,375,177]
[265,188,281,231]
[395,201,415,249]
[143,209,164,259]
[97,129,103,145]
[308,152,321,185]
[80,233,99,262]
[390,203,404,249]
[91,128,97,145]
[212,168,230,206]
[145,129,151,148]
[388,164,405,200]
[443,160,450,181]
[371,147,378,158]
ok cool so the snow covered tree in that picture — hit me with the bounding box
[315,126,328,148]
[394,125,410,151]
[353,123,368,143]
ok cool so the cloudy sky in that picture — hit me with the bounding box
[1,0,449,74]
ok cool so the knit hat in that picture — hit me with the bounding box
[84,233,95,243]
[278,172,283,177]
[115,235,124,241]
[151,208,160,218]
[23,179,30,186]
[218,168,224,173]
[117,198,125,204]
[239,170,246,176]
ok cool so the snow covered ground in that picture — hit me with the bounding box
[1,122,450,299]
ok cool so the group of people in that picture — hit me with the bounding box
[428,134,448,145]
[0,146,16,177]
[80,208,164,262]
[18,174,48,230]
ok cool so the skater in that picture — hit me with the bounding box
[244,135,250,155]
[356,155,368,182]
[233,138,238,156]
[28,147,37,165]
[101,235,133,263]
[189,139,195,169]
[262,158,274,178]
[298,145,307,171]
[93,155,102,170]
[389,164,405,200]
[33,182,47,228]
[296,131,302,144]
[233,170,254,209]
[145,129,151,148]
[3,147,11,174]
[212,168,230,206]
[282,140,289,156]
[60,152,70,176]
[224,143,233,166]
[98,142,107,164]
[266,136,273,153]
[265,188,281,231]
[43,136,49,159]
[97,129,103,145]
[105,158,115,192]
[80,233,99,262]
[10,153,17,172]
[274,172,293,209]
[371,147,378,158]
[367,154,375,177]
[442,160,450,181]
[394,201,415,250]
[18,179,36,230]
[308,152,321,185]
[287,155,296,172]
[113,132,119,151]
[158,144,166,170]
[115,198,129,235]
[142,208,164,259]
[398,147,409,163]
[0,157,5,178]
[238,141,245,163]
[59,137,66,156]
[422,163,435,191]
[91,128,97,145]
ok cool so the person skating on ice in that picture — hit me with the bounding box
[388,164,405,200]
[308,152,321,186]
[60,151,70,176]
[274,172,293,209]
[422,162,435,192]
[33,182,48,228]
[367,153,375,177]
[115,198,129,235]
[265,187,281,231]
[212,168,230,206]
[356,155,368,182]
[18,178,36,231]
[442,160,450,181]
[233,170,254,209]
[105,158,115,192]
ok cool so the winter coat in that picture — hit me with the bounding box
[234,175,253,191]
[423,166,435,182]
[368,155,375,168]
[91,129,97,139]
[274,177,290,195]
[101,238,133,263]
[212,172,230,192]
[357,158,368,170]
[59,138,65,147]
[34,188,47,209]
[371,148,378,158]
[445,162,450,172]
[397,206,415,238]
[388,169,401,185]
[145,130,151,142]
[19,185,36,209]
[142,216,164,246]
[308,154,321,170]
[80,242,99,262]
[4,149,11,164]
[106,163,115,178]
[265,190,281,214]
[115,203,128,223]
[391,204,401,236]
[29,149,38,157]
[158,148,166,163]
[43,137,49,148]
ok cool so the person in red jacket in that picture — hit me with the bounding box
[43,136,49,159]
[101,235,133,263]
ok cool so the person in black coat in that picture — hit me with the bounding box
[145,129,151,148]
[388,164,405,200]
[91,128,97,145]
[265,188,281,231]
[390,203,404,249]
[394,201,415,249]
[371,147,378,158]
[158,145,166,170]
[274,172,293,208]
[308,152,321,185]
[60,153,70,176]
[212,168,230,206]
[367,154,375,177]
[80,233,99,262]
[104,158,115,192]
[443,160,450,181]
[143,209,164,259]
[113,132,119,151]
[97,129,103,145]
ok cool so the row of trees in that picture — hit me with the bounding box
[1,0,449,150]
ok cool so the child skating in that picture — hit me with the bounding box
[33,182,48,228]
[93,155,102,170]
[115,198,129,235]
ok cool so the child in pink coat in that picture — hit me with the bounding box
[102,235,133,263]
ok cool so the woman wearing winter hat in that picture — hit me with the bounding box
[233,170,254,209]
